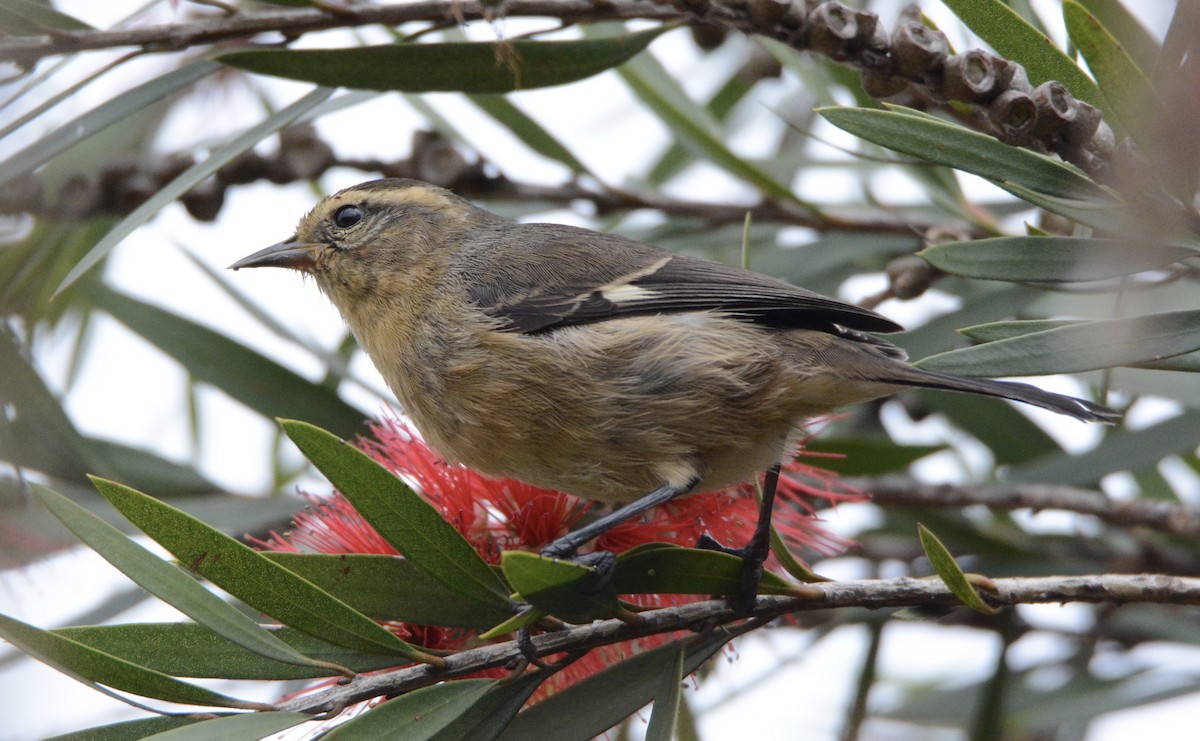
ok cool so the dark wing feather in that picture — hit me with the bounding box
[461,222,903,337]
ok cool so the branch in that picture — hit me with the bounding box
[860,478,1200,537]
[5,125,937,238]
[0,1,680,63]
[4,1,1120,179]
[276,573,1200,715]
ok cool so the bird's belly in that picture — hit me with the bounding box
[392,314,808,504]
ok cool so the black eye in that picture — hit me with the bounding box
[333,204,363,229]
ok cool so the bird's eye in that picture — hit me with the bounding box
[333,204,363,229]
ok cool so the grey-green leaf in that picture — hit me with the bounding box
[213,28,665,94]
[940,0,1103,107]
[33,485,345,673]
[917,523,997,615]
[916,310,1200,376]
[280,419,512,607]
[817,106,1112,202]
[90,476,436,662]
[919,237,1196,282]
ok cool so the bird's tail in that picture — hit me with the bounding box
[884,368,1121,424]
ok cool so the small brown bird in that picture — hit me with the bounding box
[232,178,1117,604]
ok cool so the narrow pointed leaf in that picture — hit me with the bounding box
[89,284,367,439]
[140,712,311,740]
[263,552,513,628]
[34,485,344,673]
[502,551,623,623]
[645,644,686,741]
[941,0,1103,106]
[0,61,218,189]
[469,94,589,173]
[818,106,1112,202]
[280,419,511,606]
[611,545,794,595]
[917,524,997,615]
[1074,0,1160,72]
[56,86,332,294]
[0,613,262,709]
[0,0,92,31]
[58,624,403,680]
[214,28,665,93]
[498,629,744,741]
[90,476,435,661]
[46,717,201,740]
[1063,0,1164,137]
[916,310,1200,376]
[959,320,1082,343]
[919,237,1196,281]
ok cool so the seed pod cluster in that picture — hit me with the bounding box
[684,0,1117,179]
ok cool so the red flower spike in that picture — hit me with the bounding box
[256,412,861,703]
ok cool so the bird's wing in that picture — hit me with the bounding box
[464,223,903,337]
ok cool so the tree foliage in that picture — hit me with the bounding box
[2,1,1199,738]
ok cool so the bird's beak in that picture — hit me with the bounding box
[229,238,324,271]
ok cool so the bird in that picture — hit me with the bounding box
[231,177,1118,608]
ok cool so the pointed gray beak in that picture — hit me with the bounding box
[229,238,325,271]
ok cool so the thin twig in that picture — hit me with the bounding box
[858,477,1200,537]
[275,573,1200,715]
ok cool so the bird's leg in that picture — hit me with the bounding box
[541,480,696,562]
[516,481,694,666]
[697,463,781,613]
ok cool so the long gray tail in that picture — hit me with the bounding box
[887,368,1120,423]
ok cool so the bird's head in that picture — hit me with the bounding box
[229,178,479,307]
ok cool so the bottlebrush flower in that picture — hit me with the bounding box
[255,413,863,694]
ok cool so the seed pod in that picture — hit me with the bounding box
[181,178,225,222]
[279,125,334,180]
[808,2,865,58]
[942,50,1004,103]
[690,22,728,51]
[1031,81,1077,138]
[892,22,949,79]
[989,89,1038,144]
[885,254,935,300]
[748,0,790,29]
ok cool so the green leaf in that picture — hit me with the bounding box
[469,95,589,174]
[46,717,201,741]
[958,319,1081,343]
[90,476,436,662]
[0,61,219,190]
[280,419,512,606]
[920,237,1196,282]
[999,180,1139,235]
[33,485,345,674]
[0,0,92,32]
[55,86,332,295]
[139,713,311,740]
[502,551,623,623]
[498,629,742,741]
[817,106,1112,202]
[645,643,685,741]
[0,613,262,709]
[1063,0,1163,137]
[88,284,368,439]
[917,524,997,615]
[264,553,513,628]
[214,28,666,93]
[58,623,403,680]
[940,0,1103,107]
[611,545,794,596]
[1073,0,1160,72]
[425,672,547,741]
[326,675,544,741]
[916,310,1200,376]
